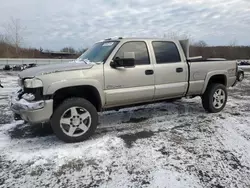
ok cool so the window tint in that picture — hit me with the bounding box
[152,41,181,63]
[114,42,150,65]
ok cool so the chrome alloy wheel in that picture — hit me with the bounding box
[60,107,91,137]
[212,89,226,109]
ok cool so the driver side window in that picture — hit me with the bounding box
[114,42,150,65]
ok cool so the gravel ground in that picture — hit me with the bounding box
[0,72,250,188]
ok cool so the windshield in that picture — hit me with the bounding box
[76,41,119,63]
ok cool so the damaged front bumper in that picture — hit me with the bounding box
[9,89,53,124]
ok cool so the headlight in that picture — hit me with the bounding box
[24,78,43,88]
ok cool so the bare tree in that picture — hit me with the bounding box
[60,47,76,54]
[77,48,88,55]
[193,40,207,47]
[0,33,10,57]
[229,38,237,47]
[228,38,238,59]
[0,34,4,42]
[3,17,26,54]
[163,31,193,42]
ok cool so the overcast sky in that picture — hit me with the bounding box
[0,0,249,50]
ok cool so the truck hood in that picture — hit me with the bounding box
[18,62,94,78]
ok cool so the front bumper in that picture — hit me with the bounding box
[9,90,53,124]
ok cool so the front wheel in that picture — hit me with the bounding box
[202,84,228,113]
[51,98,98,143]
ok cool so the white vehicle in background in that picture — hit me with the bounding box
[237,60,250,76]
[237,60,250,66]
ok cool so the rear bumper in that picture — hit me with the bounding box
[9,90,53,124]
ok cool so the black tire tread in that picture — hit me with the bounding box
[202,83,227,113]
[51,97,98,143]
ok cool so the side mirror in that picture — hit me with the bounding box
[111,52,135,68]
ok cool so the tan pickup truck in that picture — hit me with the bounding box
[10,37,238,143]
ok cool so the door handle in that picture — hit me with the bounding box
[145,70,154,75]
[176,68,183,73]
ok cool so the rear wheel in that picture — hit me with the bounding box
[51,97,98,143]
[202,84,227,113]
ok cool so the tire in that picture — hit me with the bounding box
[51,97,98,143]
[237,72,244,82]
[14,113,22,121]
[202,84,227,113]
[13,113,28,123]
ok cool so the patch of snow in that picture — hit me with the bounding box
[150,169,201,188]
[0,121,24,150]
[0,72,250,187]
[216,117,250,166]
[0,120,23,132]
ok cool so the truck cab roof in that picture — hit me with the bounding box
[99,37,190,59]
[100,36,180,43]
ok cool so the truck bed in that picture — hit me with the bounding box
[187,60,237,95]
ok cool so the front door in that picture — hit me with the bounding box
[104,41,155,108]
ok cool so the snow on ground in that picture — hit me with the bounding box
[0,72,250,188]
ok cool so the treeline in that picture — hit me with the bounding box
[0,41,85,59]
[1,41,250,60]
[0,40,43,58]
[0,17,86,59]
[190,46,250,60]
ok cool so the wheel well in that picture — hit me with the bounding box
[207,74,227,87]
[53,86,102,112]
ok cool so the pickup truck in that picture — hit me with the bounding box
[10,37,238,143]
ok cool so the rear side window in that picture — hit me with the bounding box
[152,41,181,64]
[114,41,150,65]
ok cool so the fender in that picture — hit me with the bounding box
[45,78,105,106]
[201,70,228,94]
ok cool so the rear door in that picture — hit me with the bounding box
[151,41,188,100]
[104,41,155,107]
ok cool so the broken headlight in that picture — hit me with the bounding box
[24,78,43,88]
[22,93,35,101]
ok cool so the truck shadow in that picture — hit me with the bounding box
[8,100,205,140]
[8,122,54,139]
[99,100,204,126]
